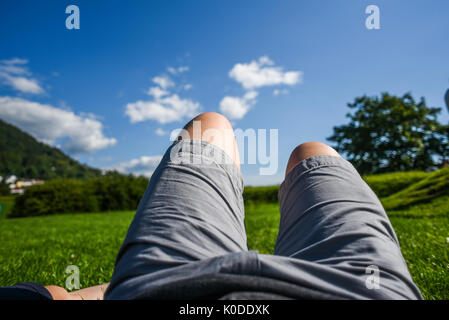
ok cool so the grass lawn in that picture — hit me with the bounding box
[0,198,448,299]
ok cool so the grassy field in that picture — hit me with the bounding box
[0,169,448,299]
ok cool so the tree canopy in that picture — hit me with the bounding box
[327,93,449,175]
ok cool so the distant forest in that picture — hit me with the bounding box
[0,119,102,180]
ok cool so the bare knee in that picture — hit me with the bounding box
[180,112,240,169]
[285,142,340,177]
[183,112,232,134]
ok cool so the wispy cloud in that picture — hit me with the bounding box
[125,70,200,124]
[0,96,116,154]
[0,58,44,94]
[273,88,289,96]
[125,94,199,124]
[155,128,167,136]
[111,155,163,177]
[167,66,189,75]
[220,56,302,119]
[228,56,302,90]
[219,91,258,120]
[152,75,174,90]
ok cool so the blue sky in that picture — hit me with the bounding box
[1,0,448,185]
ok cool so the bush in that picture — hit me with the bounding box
[9,173,149,218]
[10,168,444,217]
[243,185,280,205]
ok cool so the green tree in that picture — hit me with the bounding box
[327,92,449,175]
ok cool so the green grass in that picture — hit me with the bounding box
[0,168,448,299]
[0,211,134,288]
[363,171,428,198]
[245,203,280,254]
[244,200,449,300]
[381,167,449,210]
[0,200,447,299]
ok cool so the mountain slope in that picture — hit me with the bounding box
[0,118,101,179]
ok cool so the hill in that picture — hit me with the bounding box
[380,167,449,210]
[0,118,101,180]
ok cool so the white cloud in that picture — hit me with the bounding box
[0,96,116,154]
[178,66,189,73]
[0,64,28,75]
[1,74,44,94]
[219,56,303,120]
[183,84,193,91]
[152,75,174,89]
[126,70,200,124]
[167,66,189,75]
[147,86,169,99]
[126,94,199,124]
[0,58,28,66]
[258,56,275,66]
[273,88,289,96]
[113,155,163,177]
[155,128,167,136]
[0,59,44,94]
[219,90,258,120]
[229,56,302,90]
[243,90,258,100]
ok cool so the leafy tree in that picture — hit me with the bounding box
[327,93,449,175]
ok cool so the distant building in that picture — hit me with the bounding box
[10,187,24,195]
[5,175,17,185]
[8,178,44,195]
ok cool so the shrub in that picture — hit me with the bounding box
[9,173,149,218]
[243,185,280,205]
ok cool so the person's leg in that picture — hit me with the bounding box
[179,112,240,169]
[105,112,246,299]
[45,283,109,300]
[284,142,340,177]
[272,142,422,299]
